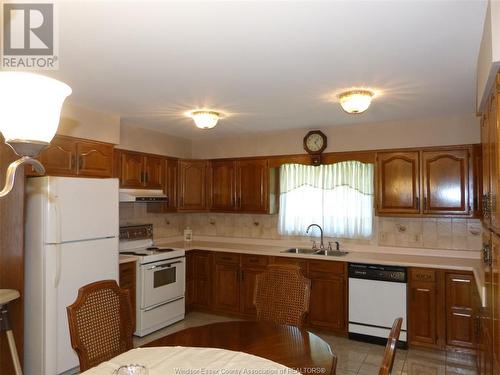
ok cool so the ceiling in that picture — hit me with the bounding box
[50,0,487,140]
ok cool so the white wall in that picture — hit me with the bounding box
[57,102,121,144]
[119,123,192,158]
[192,114,480,159]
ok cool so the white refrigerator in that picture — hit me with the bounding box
[24,177,119,375]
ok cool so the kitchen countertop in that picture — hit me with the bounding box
[156,238,485,306]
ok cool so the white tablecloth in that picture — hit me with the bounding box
[81,347,300,375]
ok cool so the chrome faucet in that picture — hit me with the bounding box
[306,224,324,249]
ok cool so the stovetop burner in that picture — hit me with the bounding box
[121,248,176,256]
[147,247,175,253]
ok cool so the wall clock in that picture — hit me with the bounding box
[303,130,327,165]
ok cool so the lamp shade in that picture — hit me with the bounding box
[0,72,72,144]
[338,90,374,114]
[190,110,220,129]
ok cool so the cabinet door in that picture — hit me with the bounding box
[489,86,500,231]
[178,160,207,210]
[37,136,77,176]
[189,251,212,309]
[76,141,113,177]
[144,155,165,189]
[209,160,236,211]
[491,232,500,372]
[240,255,269,316]
[376,151,420,214]
[120,152,144,188]
[408,268,440,348]
[165,159,178,211]
[445,273,474,348]
[422,149,469,215]
[482,114,491,225]
[213,262,240,313]
[307,261,346,333]
[236,159,268,213]
[119,261,136,328]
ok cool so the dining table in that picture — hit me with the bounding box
[81,321,336,375]
[145,321,336,375]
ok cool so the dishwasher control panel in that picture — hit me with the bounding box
[348,263,407,283]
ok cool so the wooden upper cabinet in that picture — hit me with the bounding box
[32,135,114,178]
[209,160,236,211]
[76,141,113,177]
[120,152,144,188]
[164,159,178,211]
[422,149,469,215]
[236,159,269,213]
[118,151,165,189]
[376,151,420,214]
[489,87,500,231]
[37,136,77,176]
[178,160,207,210]
[143,155,165,189]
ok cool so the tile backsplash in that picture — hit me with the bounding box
[119,203,482,251]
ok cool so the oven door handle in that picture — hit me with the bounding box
[146,260,183,271]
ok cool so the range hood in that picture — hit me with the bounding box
[119,189,168,203]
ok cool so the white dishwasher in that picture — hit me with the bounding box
[348,263,407,347]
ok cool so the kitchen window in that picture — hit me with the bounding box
[278,161,374,239]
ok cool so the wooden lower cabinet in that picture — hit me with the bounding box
[119,261,137,327]
[408,267,478,350]
[307,260,347,333]
[408,268,442,348]
[446,272,475,348]
[186,251,212,310]
[213,252,241,313]
[240,255,269,315]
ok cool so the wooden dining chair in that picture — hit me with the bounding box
[66,280,134,371]
[379,317,403,375]
[253,264,311,327]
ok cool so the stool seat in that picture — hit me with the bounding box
[0,289,20,305]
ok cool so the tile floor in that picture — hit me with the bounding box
[133,312,478,375]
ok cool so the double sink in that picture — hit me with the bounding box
[281,248,348,257]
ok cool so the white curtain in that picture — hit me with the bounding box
[278,161,374,239]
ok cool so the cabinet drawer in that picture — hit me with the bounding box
[241,254,269,268]
[308,260,345,277]
[215,252,240,264]
[410,268,436,283]
[272,257,307,272]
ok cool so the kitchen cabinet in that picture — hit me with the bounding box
[117,150,165,189]
[307,260,347,334]
[119,260,136,328]
[422,149,469,215]
[146,158,178,213]
[30,135,114,178]
[208,160,236,211]
[240,254,269,315]
[376,151,420,215]
[178,160,207,211]
[376,146,477,217]
[186,251,212,310]
[208,158,276,213]
[492,232,500,372]
[408,268,442,349]
[445,272,475,348]
[213,252,241,313]
[236,159,269,212]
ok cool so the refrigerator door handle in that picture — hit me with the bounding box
[53,243,62,287]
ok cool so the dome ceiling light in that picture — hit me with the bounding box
[338,89,375,114]
[187,110,221,129]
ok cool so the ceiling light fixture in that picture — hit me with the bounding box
[0,72,72,198]
[338,89,374,114]
[188,110,221,129]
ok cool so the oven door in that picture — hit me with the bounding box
[140,257,185,309]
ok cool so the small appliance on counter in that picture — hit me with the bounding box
[119,224,185,337]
